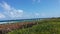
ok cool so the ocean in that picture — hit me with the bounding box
[0,18,41,24]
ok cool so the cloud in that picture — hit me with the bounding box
[32,0,40,4]
[35,13,40,16]
[34,13,40,18]
[32,0,36,2]
[35,13,46,18]
[10,10,23,18]
[35,13,46,17]
[38,0,40,3]
[40,13,46,17]
[0,13,6,18]
[0,1,11,11]
[0,1,23,19]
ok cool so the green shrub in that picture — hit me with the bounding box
[8,19,60,34]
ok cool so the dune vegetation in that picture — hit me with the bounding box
[7,18,60,34]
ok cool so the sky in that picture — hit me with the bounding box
[0,0,60,20]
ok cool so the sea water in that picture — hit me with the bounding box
[0,18,41,24]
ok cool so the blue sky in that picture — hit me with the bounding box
[0,0,60,20]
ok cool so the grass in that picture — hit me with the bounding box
[8,18,60,34]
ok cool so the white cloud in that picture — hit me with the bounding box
[35,13,40,16]
[32,0,40,4]
[35,13,46,17]
[38,0,40,3]
[32,0,36,2]
[41,13,46,17]
[0,1,24,19]
[10,10,23,18]
[0,13,5,18]
[0,1,11,11]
